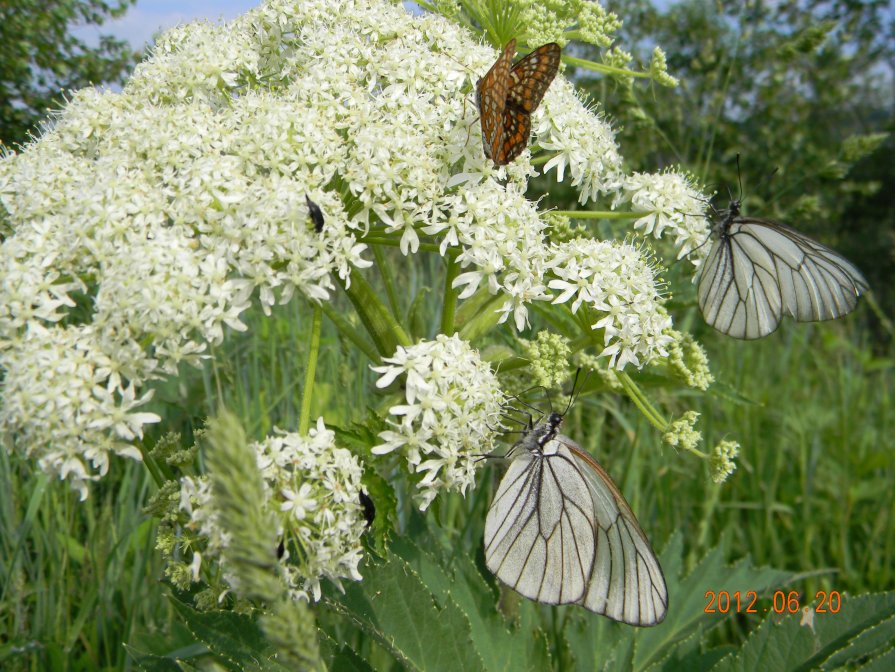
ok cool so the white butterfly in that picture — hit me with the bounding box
[484,411,668,626]
[698,199,869,339]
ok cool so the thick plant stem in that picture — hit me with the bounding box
[299,305,322,435]
[458,293,507,342]
[441,256,460,335]
[338,270,412,358]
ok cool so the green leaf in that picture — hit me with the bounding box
[124,645,188,672]
[859,643,895,672]
[168,596,291,672]
[392,535,551,672]
[564,534,796,672]
[318,630,374,672]
[710,592,895,672]
[809,592,895,669]
[323,552,484,671]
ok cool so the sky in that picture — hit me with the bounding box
[81,0,261,50]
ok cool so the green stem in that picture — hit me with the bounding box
[372,245,401,319]
[458,293,508,342]
[441,256,460,335]
[317,301,379,362]
[562,54,650,79]
[338,270,412,358]
[615,371,667,431]
[552,209,652,220]
[299,304,322,435]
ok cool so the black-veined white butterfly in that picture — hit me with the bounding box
[698,199,869,339]
[484,411,668,625]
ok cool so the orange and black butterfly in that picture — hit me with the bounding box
[476,39,561,166]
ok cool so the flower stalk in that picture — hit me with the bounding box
[299,305,323,435]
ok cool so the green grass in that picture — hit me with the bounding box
[2,296,891,670]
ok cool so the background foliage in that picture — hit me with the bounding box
[0,0,140,150]
[1,0,893,670]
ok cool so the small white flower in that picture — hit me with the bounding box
[372,335,505,510]
[176,418,366,602]
[614,170,711,263]
[548,238,673,369]
[280,483,318,521]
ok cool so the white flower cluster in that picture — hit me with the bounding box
[425,182,553,331]
[549,239,673,369]
[371,335,505,511]
[614,170,711,262]
[0,0,707,496]
[180,418,366,602]
[0,324,159,500]
[539,77,625,204]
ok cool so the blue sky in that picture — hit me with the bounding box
[84,0,261,50]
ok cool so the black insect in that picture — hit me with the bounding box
[359,490,375,529]
[306,194,324,233]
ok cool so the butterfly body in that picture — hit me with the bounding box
[476,40,561,166]
[484,412,668,626]
[698,200,869,339]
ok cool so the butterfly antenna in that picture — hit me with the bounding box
[504,386,550,415]
[735,153,744,202]
[564,367,590,416]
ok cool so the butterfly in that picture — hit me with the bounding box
[698,198,869,339]
[484,410,668,625]
[476,39,561,166]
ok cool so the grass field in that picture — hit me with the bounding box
[3,295,891,670]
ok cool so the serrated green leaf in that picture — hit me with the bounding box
[317,629,374,672]
[857,642,895,672]
[124,645,186,672]
[324,553,484,672]
[393,534,551,672]
[710,613,819,672]
[808,592,895,669]
[639,536,794,668]
[644,629,733,672]
[561,534,796,672]
[168,597,291,672]
[710,592,895,672]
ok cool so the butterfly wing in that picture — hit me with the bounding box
[476,40,515,163]
[495,105,532,165]
[507,42,561,113]
[484,437,668,625]
[566,439,667,625]
[699,217,869,339]
[488,42,560,165]
[484,442,595,605]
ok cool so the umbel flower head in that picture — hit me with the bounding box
[177,418,366,603]
[0,0,708,497]
[372,335,505,511]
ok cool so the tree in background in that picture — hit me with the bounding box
[581,0,893,316]
[0,0,140,149]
